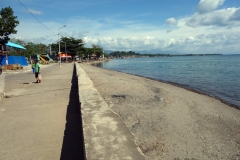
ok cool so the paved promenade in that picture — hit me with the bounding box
[0,63,85,160]
[0,62,145,160]
[0,64,54,100]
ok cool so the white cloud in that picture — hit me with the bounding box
[11,8,240,54]
[69,31,89,37]
[81,30,240,54]
[230,8,240,21]
[186,8,240,27]
[197,0,225,14]
[28,9,43,15]
[165,18,178,26]
[83,36,161,50]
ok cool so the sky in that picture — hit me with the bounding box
[1,0,240,54]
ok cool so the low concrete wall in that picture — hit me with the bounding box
[76,63,145,160]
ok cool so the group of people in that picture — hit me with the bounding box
[31,59,41,83]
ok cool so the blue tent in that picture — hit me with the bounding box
[0,56,28,66]
[0,41,28,66]
[6,42,26,50]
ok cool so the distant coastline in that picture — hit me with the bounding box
[108,51,222,59]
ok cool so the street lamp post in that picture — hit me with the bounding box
[58,25,66,68]
[61,41,66,62]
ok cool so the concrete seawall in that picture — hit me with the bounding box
[76,63,145,160]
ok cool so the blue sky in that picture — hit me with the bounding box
[1,0,240,54]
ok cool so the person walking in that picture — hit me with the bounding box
[34,59,41,83]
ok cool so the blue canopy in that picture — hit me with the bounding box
[6,41,26,50]
[0,55,28,66]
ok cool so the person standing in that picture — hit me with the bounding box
[5,57,8,65]
[31,61,35,74]
[34,59,41,83]
[5,56,8,70]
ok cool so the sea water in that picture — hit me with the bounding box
[96,54,240,108]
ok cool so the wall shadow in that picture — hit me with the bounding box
[60,64,85,160]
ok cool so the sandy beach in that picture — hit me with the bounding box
[79,62,240,160]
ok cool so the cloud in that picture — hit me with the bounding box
[186,8,240,27]
[28,9,43,15]
[197,0,225,14]
[71,31,89,37]
[165,18,178,26]
[162,31,240,53]
[81,30,240,54]
[230,8,240,21]
[83,36,161,50]
[10,7,240,54]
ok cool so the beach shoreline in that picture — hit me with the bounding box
[78,62,240,160]
[90,60,240,110]
[123,73,240,110]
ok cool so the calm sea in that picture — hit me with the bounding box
[95,55,240,108]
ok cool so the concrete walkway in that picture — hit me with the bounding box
[0,62,145,160]
[76,63,145,160]
[0,63,56,101]
[0,63,85,160]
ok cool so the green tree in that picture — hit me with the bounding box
[48,43,58,56]
[91,44,103,58]
[0,6,19,45]
[77,47,86,58]
[35,43,47,54]
[24,42,36,58]
[87,47,95,58]
[60,37,84,57]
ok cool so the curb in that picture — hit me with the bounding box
[3,69,32,74]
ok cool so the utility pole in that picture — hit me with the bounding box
[58,25,66,68]
[50,45,52,55]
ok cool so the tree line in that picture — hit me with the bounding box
[109,51,172,58]
[109,51,222,58]
[7,37,106,59]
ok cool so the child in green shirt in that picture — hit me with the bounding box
[34,59,41,83]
